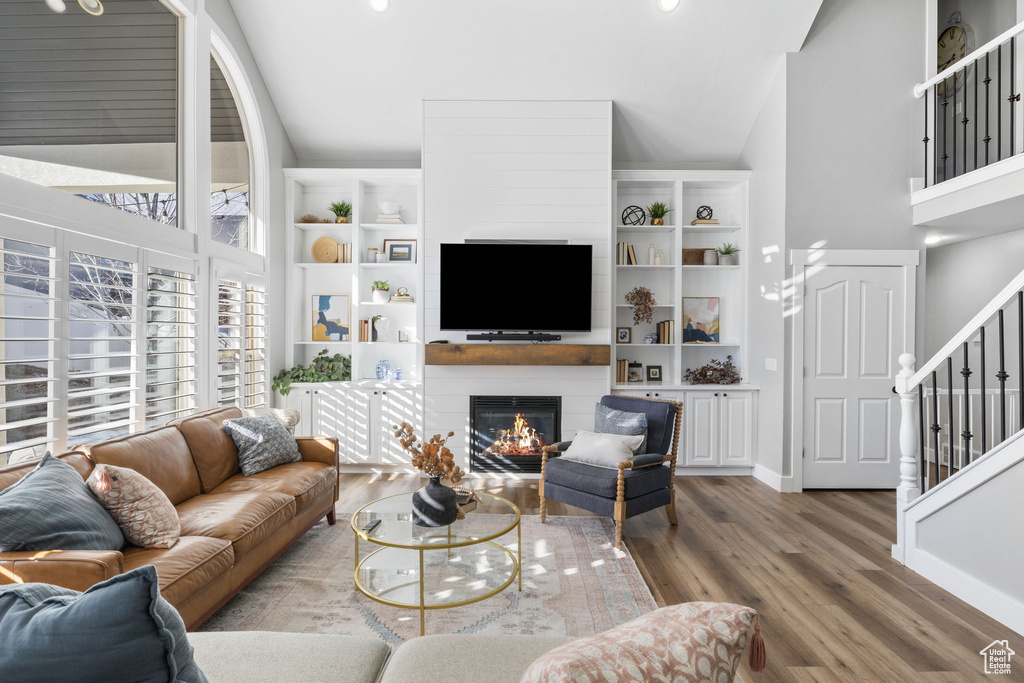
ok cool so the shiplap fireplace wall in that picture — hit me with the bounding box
[422,101,613,473]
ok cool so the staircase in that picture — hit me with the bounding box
[893,268,1024,636]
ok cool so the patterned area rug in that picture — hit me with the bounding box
[200,514,656,644]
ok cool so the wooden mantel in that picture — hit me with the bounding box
[425,344,611,367]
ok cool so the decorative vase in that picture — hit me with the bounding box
[374,316,390,341]
[651,217,664,226]
[411,476,458,527]
[372,289,389,304]
[703,249,719,266]
[720,253,738,266]
[375,359,391,380]
[335,216,349,223]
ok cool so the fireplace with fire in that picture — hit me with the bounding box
[469,396,561,474]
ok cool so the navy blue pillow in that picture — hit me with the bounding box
[0,453,124,552]
[0,565,207,683]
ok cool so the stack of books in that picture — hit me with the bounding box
[336,243,352,263]
[359,319,371,342]
[615,359,629,383]
[389,293,414,303]
[691,218,720,226]
[453,487,478,515]
[657,320,675,344]
[376,213,404,224]
[616,242,638,265]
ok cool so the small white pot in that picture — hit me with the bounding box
[372,289,389,304]
[719,253,738,266]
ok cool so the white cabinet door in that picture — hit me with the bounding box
[379,388,421,465]
[343,386,377,464]
[280,389,314,438]
[719,392,754,466]
[684,392,718,466]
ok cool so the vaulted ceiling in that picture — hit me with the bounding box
[229,0,822,165]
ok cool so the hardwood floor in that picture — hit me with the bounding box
[337,474,1023,682]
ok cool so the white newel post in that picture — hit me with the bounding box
[892,352,921,563]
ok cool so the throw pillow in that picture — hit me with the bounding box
[560,430,645,469]
[87,464,181,549]
[595,403,648,454]
[223,413,302,476]
[0,453,125,552]
[520,602,759,683]
[0,565,208,683]
[242,407,301,434]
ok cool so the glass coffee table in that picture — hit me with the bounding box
[351,491,522,636]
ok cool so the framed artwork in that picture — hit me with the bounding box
[682,297,720,344]
[646,365,663,382]
[616,327,632,344]
[383,239,417,263]
[312,295,350,341]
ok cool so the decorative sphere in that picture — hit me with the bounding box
[622,205,646,226]
[696,205,713,221]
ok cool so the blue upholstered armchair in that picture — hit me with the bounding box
[539,395,681,550]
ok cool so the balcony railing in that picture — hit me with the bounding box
[915,21,1024,187]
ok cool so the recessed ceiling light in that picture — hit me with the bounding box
[78,0,103,15]
[657,0,681,11]
[44,0,67,12]
[369,0,389,12]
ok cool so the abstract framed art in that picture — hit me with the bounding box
[312,295,350,341]
[682,296,720,344]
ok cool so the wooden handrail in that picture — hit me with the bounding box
[914,20,1024,97]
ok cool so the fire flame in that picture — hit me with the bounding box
[488,413,544,456]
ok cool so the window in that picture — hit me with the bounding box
[210,54,252,249]
[244,284,267,408]
[0,238,57,466]
[0,1,180,227]
[216,277,243,407]
[66,251,139,447]
[146,267,196,426]
[216,275,266,409]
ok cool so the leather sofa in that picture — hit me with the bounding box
[0,407,339,629]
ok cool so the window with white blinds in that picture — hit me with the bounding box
[66,251,139,447]
[0,238,57,466]
[216,277,243,407]
[244,284,267,408]
[146,267,196,427]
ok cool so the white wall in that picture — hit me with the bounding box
[738,61,789,485]
[421,100,612,471]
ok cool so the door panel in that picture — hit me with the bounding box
[685,393,718,466]
[803,266,904,488]
[720,393,753,466]
[379,388,422,465]
[344,387,375,464]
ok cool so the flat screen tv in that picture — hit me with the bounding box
[440,243,592,332]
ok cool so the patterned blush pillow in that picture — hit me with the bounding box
[595,403,648,454]
[520,602,760,683]
[87,464,181,549]
[223,413,302,476]
[0,453,125,552]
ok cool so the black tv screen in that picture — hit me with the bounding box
[440,243,592,332]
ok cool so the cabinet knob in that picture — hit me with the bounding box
[723,393,728,397]
[314,390,319,395]
[714,393,719,397]
[654,393,659,397]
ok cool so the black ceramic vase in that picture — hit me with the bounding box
[411,476,458,527]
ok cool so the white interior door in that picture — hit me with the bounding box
[803,266,904,488]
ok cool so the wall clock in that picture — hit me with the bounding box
[936,13,974,97]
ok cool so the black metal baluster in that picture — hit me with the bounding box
[980,326,987,455]
[943,78,950,180]
[1012,37,1018,157]
[963,66,969,174]
[998,44,1003,161]
[998,308,1008,442]
[974,56,979,171]
[953,71,959,177]
[919,384,927,491]
[924,93,930,187]
[947,357,955,474]
[985,52,992,166]
[961,342,973,465]
[931,371,941,487]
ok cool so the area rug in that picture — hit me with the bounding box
[200,514,657,644]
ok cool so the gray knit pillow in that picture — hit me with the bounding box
[595,403,648,454]
[0,453,125,552]
[222,413,301,476]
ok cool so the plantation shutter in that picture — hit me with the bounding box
[146,265,197,426]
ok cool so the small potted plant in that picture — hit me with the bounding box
[625,286,656,325]
[329,201,352,224]
[717,243,740,266]
[647,202,672,226]
[371,280,390,304]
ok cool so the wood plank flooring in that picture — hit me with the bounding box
[337,474,1023,682]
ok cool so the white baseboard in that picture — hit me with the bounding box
[675,467,753,476]
[752,464,798,492]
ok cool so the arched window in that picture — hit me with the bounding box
[210,52,253,250]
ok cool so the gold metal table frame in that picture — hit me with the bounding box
[351,491,522,636]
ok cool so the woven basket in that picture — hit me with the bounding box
[311,236,339,263]
[682,248,709,266]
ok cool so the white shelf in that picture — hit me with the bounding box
[358,301,416,306]
[680,265,740,271]
[359,262,416,269]
[616,264,675,271]
[681,341,741,347]
[612,383,760,391]
[295,341,352,345]
[615,304,675,308]
[682,225,741,233]
[295,262,354,270]
[615,343,674,349]
[294,222,352,231]
[360,223,420,231]
[358,341,417,346]
[617,225,676,233]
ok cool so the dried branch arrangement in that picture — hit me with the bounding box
[392,422,464,484]
[625,286,657,325]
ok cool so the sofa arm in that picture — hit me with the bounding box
[297,437,339,468]
[0,550,124,591]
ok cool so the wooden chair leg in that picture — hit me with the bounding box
[614,464,627,550]
[539,451,548,523]
[614,520,623,550]
[540,495,547,523]
[327,509,337,526]
[665,486,678,525]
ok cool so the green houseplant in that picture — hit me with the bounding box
[328,201,352,224]
[717,243,740,266]
[272,349,351,395]
[647,202,673,226]
[371,280,390,304]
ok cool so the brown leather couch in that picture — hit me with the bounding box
[0,407,339,629]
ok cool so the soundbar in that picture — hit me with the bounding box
[466,332,561,342]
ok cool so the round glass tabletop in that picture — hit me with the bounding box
[351,491,521,550]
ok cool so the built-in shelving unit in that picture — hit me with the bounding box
[611,170,751,390]
[283,168,424,384]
